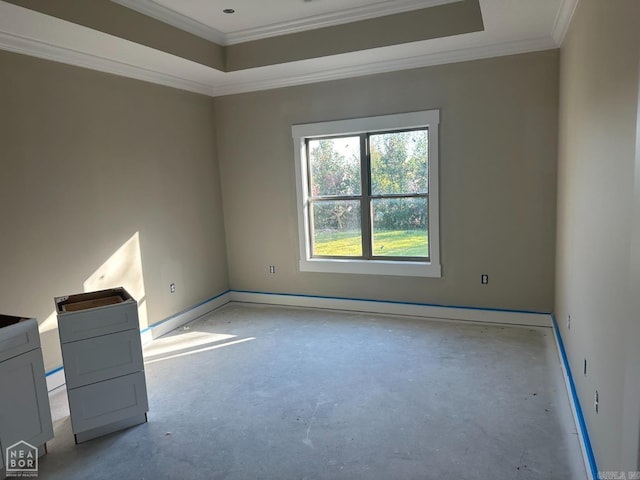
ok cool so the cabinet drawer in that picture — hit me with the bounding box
[58,301,139,343]
[0,318,40,363]
[67,371,148,434]
[62,329,144,389]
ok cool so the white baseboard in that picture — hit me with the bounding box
[143,291,232,341]
[140,328,154,346]
[46,368,66,392]
[551,316,598,480]
[229,291,552,327]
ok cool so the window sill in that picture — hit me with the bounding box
[299,258,442,277]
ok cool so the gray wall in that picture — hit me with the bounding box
[0,50,229,371]
[215,50,559,313]
[225,0,483,70]
[555,0,640,472]
[5,0,225,70]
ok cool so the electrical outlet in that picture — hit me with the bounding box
[269,265,276,274]
[584,358,587,376]
[481,274,488,285]
[170,283,176,293]
[594,390,599,413]
[567,314,571,330]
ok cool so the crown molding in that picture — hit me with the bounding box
[211,36,557,97]
[111,0,460,46]
[0,30,214,96]
[224,0,461,45]
[551,0,579,46]
[0,19,556,100]
[110,0,226,44]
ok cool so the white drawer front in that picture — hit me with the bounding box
[62,329,144,389]
[58,301,139,343]
[0,319,40,363]
[67,371,148,434]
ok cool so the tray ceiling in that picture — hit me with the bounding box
[0,0,578,97]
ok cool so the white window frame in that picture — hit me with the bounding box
[292,110,441,277]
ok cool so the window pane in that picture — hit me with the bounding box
[371,197,428,257]
[370,130,428,195]
[308,137,361,196]
[311,200,362,256]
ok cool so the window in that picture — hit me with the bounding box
[292,110,440,277]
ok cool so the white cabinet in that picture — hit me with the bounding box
[0,316,53,477]
[55,288,148,444]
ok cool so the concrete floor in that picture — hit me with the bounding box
[40,303,586,479]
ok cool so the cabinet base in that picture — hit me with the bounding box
[74,412,148,444]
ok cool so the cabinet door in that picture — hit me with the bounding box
[0,349,54,459]
[0,319,40,363]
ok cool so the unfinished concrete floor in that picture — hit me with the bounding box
[40,303,586,479]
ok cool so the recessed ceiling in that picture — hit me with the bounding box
[119,0,459,43]
[153,0,409,34]
[0,0,578,97]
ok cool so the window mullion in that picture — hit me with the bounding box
[305,140,312,196]
[360,134,372,259]
[308,200,316,256]
[305,140,315,256]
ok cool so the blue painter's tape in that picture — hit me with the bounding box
[231,289,550,316]
[45,366,63,377]
[551,314,598,479]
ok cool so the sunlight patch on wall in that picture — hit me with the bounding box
[38,310,59,334]
[83,232,149,329]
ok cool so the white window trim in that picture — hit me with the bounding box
[292,110,441,278]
